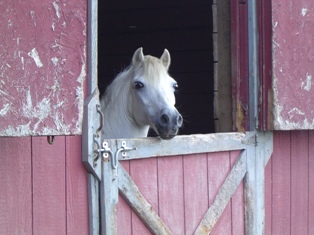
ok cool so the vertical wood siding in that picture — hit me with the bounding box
[0,136,89,234]
[265,131,314,235]
[1,131,313,234]
[118,151,245,235]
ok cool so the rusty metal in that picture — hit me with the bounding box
[47,136,55,145]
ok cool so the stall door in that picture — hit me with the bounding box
[0,0,86,136]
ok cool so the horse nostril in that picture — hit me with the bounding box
[177,114,183,126]
[160,114,170,125]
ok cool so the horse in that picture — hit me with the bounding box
[100,47,183,140]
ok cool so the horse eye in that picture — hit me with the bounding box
[134,81,144,89]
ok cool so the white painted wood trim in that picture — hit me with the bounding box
[104,133,250,161]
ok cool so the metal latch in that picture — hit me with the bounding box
[98,140,136,178]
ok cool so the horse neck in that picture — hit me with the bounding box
[101,72,149,139]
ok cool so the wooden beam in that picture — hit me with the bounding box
[87,174,100,235]
[118,163,173,235]
[194,150,247,234]
[100,160,118,235]
[113,133,248,161]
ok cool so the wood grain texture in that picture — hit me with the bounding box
[208,152,232,235]
[230,151,245,235]
[158,156,185,234]
[271,131,291,235]
[119,163,172,235]
[65,136,89,234]
[290,131,309,235]
[117,161,132,235]
[32,136,66,235]
[130,158,159,234]
[183,153,209,234]
[0,137,32,234]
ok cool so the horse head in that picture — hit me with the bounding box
[128,48,183,139]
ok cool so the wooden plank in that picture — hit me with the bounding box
[244,145,257,235]
[309,131,314,234]
[65,136,89,234]
[88,174,100,235]
[208,152,232,235]
[130,158,159,234]
[230,151,245,235]
[118,163,172,235]
[32,136,66,234]
[116,133,247,161]
[0,0,86,136]
[117,161,132,235]
[183,153,209,234]
[0,137,32,234]
[100,157,118,235]
[271,131,291,235]
[216,0,233,132]
[158,156,185,234]
[264,151,272,235]
[194,150,247,234]
[290,131,309,234]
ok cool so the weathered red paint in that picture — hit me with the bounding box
[231,1,249,131]
[0,0,86,136]
[271,1,314,129]
[0,136,89,234]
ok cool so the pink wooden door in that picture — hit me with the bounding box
[0,0,86,136]
[100,132,273,235]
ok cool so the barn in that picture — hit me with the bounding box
[1,0,314,234]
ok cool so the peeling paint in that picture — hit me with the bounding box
[301,73,312,91]
[51,57,59,66]
[301,8,308,16]
[0,104,11,116]
[28,48,43,68]
[0,0,86,136]
[53,2,61,18]
[288,107,305,119]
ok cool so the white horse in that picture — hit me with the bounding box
[100,47,183,140]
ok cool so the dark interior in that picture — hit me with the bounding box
[98,0,214,135]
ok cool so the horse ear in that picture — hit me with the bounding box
[132,47,144,66]
[160,49,171,69]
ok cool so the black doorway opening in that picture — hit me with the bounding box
[98,0,214,135]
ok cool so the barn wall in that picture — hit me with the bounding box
[1,131,313,234]
[0,136,89,234]
[265,130,314,235]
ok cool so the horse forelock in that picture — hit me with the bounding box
[136,55,170,85]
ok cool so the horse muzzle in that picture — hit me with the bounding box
[155,109,183,140]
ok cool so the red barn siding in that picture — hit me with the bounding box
[118,151,245,235]
[265,130,314,235]
[0,136,88,234]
